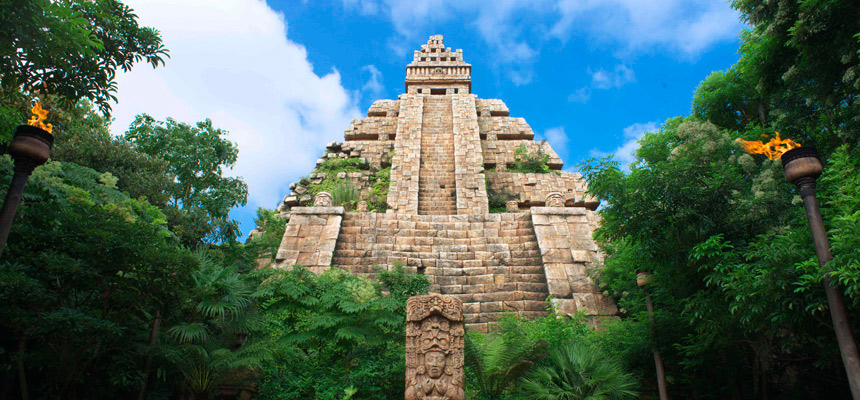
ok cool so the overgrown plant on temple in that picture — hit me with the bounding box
[509,140,552,174]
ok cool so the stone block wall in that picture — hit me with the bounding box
[481,140,563,170]
[274,207,344,274]
[475,98,509,116]
[477,116,534,140]
[343,117,398,140]
[529,207,618,321]
[339,141,394,170]
[387,94,423,213]
[486,171,599,209]
[267,36,619,331]
[366,99,400,117]
[332,212,550,332]
[451,94,489,214]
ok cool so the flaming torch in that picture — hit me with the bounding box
[737,134,860,399]
[0,101,54,256]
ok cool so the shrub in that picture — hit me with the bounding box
[515,342,638,400]
[369,167,391,212]
[510,140,552,174]
[486,175,516,213]
[331,181,359,210]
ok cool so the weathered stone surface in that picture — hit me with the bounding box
[406,293,465,400]
[266,34,617,330]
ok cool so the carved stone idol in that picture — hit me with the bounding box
[405,294,465,400]
[506,200,519,212]
[356,201,369,212]
[545,192,564,208]
[313,192,333,207]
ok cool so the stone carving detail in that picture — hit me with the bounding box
[313,192,333,207]
[506,200,519,212]
[405,294,465,400]
[356,201,369,212]
[545,192,564,208]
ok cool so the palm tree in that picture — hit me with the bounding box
[516,342,638,400]
[162,251,271,399]
[464,332,547,399]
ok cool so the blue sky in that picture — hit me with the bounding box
[110,0,745,239]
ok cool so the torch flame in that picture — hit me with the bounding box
[27,101,53,134]
[735,132,800,160]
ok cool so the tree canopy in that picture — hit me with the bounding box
[0,0,168,113]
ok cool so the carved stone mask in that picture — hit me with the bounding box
[425,351,446,378]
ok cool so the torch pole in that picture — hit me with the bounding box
[796,177,860,399]
[644,287,669,400]
[0,163,35,256]
[638,271,669,400]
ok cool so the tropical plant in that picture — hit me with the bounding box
[510,141,552,173]
[256,265,429,400]
[0,158,196,399]
[125,114,248,245]
[465,311,590,399]
[331,181,359,210]
[516,342,638,400]
[0,0,168,112]
[159,253,270,400]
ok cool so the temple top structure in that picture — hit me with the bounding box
[405,35,471,94]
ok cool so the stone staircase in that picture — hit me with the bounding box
[332,212,550,330]
[418,96,456,215]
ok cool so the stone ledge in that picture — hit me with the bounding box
[291,206,345,215]
[530,206,588,216]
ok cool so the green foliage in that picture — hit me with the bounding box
[487,179,516,214]
[332,181,359,210]
[509,141,552,174]
[369,166,391,212]
[246,208,289,267]
[125,114,248,245]
[50,100,172,205]
[579,116,858,397]
[465,310,590,399]
[516,342,638,400]
[0,0,168,113]
[0,157,197,399]
[157,253,270,398]
[0,104,21,145]
[817,146,860,304]
[316,157,371,173]
[256,265,429,400]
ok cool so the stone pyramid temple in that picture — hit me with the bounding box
[272,35,617,331]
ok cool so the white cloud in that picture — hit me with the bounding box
[344,0,741,84]
[567,87,591,103]
[589,121,659,169]
[346,0,543,84]
[590,64,635,89]
[551,0,742,57]
[567,64,633,103]
[111,0,360,209]
[541,126,569,159]
[361,64,384,98]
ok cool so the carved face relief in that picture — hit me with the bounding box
[314,192,333,207]
[356,201,369,212]
[546,192,564,208]
[506,200,519,212]
[405,294,465,400]
[425,351,446,378]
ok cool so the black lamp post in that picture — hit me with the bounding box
[782,147,860,400]
[637,270,669,400]
[0,125,53,256]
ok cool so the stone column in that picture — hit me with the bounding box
[451,93,489,214]
[387,94,424,214]
[405,294,465,400]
